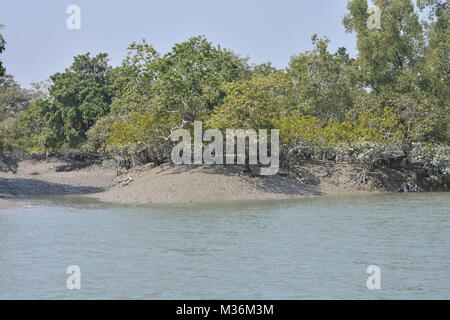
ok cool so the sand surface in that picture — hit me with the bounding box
[1,160,379,208]
[0,160,116,208]
[4,159,446,208]
[0,198,19,209]
[94,164,324,204]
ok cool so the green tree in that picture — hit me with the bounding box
[343,0,449,142]
[41,53,115,148]
[0,74,33,121]
[207,71,294,130]
[288,35,358,121]
[10,99,49,151]
[252,62,278,77]
[343,0,424,92]
[417,0,449,140]
[0,24,5,77]
[152,36,250,125]
[0,26,17,172]
[110,40,160,115]
[91,36,249,153]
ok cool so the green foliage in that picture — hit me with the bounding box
[41,53,115,148]
[323,107,403,146]
[252,62,278,77]
[109,41,160,115]
[107,112,172,147]
[0,26,5,77]
[206,71,294,130]
[288,35,358,121]
[274,112,322,145]
[84,114,119,152]
[343,0,449,143]
[263,96,403,148]
[417,0,449,140]
[1,15,448,174]
[343,0,424,91]
[9,99,50,151]
[103,112,175,166]
[0,74,33,121]
[152,36,250,124]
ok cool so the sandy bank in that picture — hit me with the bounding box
[0,160,116,202]
[0,160,447,207]
[93,164,320,204]
[0,198,20,209]
[93,163,382,204]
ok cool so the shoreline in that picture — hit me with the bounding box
[1,160,448,209]
[0,198,20,209]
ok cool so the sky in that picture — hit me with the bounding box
[0,0,357,88]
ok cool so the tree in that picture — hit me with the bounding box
[417,0,449,141]
[343,0,449,143]
[109,40,160,115]
[417,0,449,99]
[105,112,174,166]
[93,37,250,152]
[0,74,33,121]
[41,53,115,148]
[0,26,17,172]
[252,62,278,77]
[152,36,250,125]
[288,35,358,122]
[0,24,5,77]
[9,99,49,151]
[206,71,294,130]
[343,0,424,93]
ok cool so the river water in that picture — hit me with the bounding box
[0,193,449,299]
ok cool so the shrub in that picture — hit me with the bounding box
[408,143,450,174]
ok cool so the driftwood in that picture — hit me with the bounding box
[117,176,134,187]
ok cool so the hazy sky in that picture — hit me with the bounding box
[1,0,357,87]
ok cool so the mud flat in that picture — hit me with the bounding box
[0,160,447,207]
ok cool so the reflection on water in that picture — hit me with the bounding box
[0,193,449,299]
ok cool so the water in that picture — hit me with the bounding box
[0,193,449,299]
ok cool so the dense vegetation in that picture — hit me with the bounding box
[0,0,449,178]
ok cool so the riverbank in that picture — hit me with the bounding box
[0,160,448,208]
[0,198,19,209]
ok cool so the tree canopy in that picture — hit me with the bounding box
[26,53,116,148]
[0,25,5,77]
[0,1,448,174]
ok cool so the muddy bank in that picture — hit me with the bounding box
[0,160,448,208]
[92,162,448,204]
[0,198,20,209]
[0,160,116,208]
